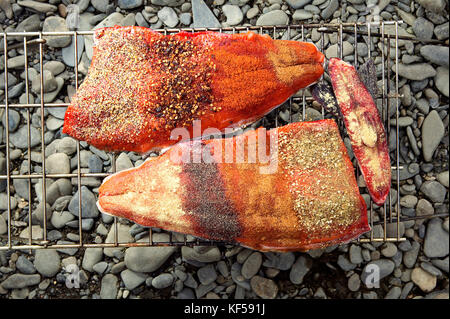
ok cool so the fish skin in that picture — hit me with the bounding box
[98,120,370,252]
[310,80,345,130]
[328,58,391,206]
[357,59,378,100]
[311,81,340,114]
[63,26,324,153]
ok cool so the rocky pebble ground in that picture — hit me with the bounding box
[0,0,448,299]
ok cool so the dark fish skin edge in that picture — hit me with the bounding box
[357,59,378,100]
[310,81,345,130]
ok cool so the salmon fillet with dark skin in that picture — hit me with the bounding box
[63,26,324,153]
[97,120,370,252]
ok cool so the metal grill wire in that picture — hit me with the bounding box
[0,22,448,251]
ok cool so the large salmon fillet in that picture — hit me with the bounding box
[97,120,370,252]
[63,26,324,153]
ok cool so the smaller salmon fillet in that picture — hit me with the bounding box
[329,58,391,205]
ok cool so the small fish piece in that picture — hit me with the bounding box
[311,81,340,116]
[97,119,370,252]
[357,59,378,100]
[329,58,391,205]
[63,26,324,153]
[310,80,345,130]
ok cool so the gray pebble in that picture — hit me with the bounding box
[88,154,103,173]
[82,248,103,272]
[434,22,449,40]
[392,250,403,268]
[118,0,143,10]
[241,252,262,279]
[391,116,413,127]
[413,17,434,40]
[289,255,312,284]
[0,274,41,289]
[398,240,412,252]
[111,262,126,275]
[120,269,147,290]
[46,153,70,174]
[15,256,36,274]
[256,10,289,26]
[42,16,71,48]
[57,137,77,155]
[400,281,414,299]
[362,249,371,262]
[125,234,177,273]
[115,153,133,172]
[157,7,178,28]
[152,273,174,289]
[100,274,118,299]
[422,110,445,162]
[420,45,449,67]
[92,261,108,275]
[393,63,436,81]
[2,110,20,132]
[437,171,449,188]
[47,229,62,241]
[321,0,338,19]
[349,244,363,264]
[286,0,312,9]
[337,254,356,271]
[92,0,109,13]
[179,12,191,25]
[68,186,99,218]
[181,246,221,264]
[400,195,418,208]
[431,257,449,274]
[421,262,443,277]
[381,243,398,258]
[44,61,66,76]
[262,252,295,270]
[424,218,449,258]
[385,286,401,299]
[420,181,447,203]
[33,249,60,277]
[195,282,217,299]
[222,4,243,26]
[10,126,40,149]
[177,287,195,299]
[435,66,449,97]
[230,262,250,290]
[65,218,94,231]
[184,273,198,289]
[347,273,360,292]
[198,264,217,286]
[293,9,313,20]
[403,241,420,268]
[56,240,79,256]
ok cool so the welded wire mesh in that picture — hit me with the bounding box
[1,21,448,251]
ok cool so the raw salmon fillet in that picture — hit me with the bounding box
[329,58,391,205]
[97,120,370,252]
[63,26,324,153]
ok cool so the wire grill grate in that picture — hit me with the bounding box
[1,21,448,251]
